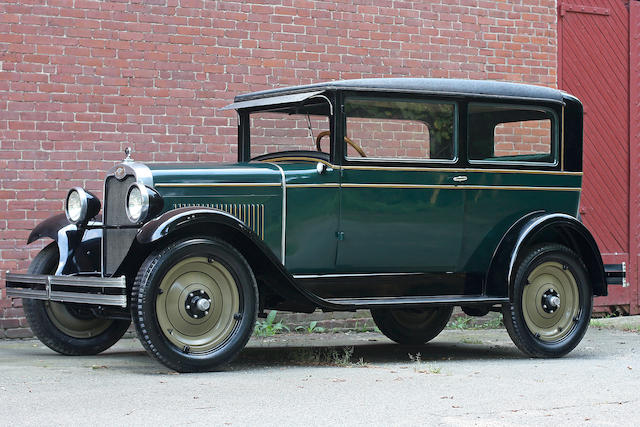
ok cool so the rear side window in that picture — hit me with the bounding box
[468,103,557,164]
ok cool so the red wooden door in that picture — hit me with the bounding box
[558,0,638,313]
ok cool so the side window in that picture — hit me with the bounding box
[250,112,330,157]
[344,98,456,161]
[468,103,556,164]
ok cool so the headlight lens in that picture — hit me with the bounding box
[65,187,100,224]
[126,185,145,223]
[66,190,83,222]
[126,182,162,224]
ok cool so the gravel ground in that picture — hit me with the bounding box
[0,323,639,426]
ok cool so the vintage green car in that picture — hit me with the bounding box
[6,79,625,371]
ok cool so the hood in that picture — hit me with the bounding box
[147,162,283,187]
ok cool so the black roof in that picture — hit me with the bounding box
[234,78,567,103]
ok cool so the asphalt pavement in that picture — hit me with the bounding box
[0,321,639,426]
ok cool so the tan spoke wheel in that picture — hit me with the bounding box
[522,261,579,342]
[156,257,240,354]
[45,302,112,339]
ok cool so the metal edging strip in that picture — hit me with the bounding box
[266,162,287,264]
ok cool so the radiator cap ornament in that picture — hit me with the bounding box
[123,147,133,163]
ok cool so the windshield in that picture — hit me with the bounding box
[248,97,332,160]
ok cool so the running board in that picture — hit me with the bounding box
[324,295,508,308]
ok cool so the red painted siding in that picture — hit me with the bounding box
[559,0,639,313]
[631,0,640,313]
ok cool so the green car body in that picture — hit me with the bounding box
[7,78,620,371]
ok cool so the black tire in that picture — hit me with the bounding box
[502,244,592,358]
[371,306,453,345]
[131,237,258,372]
[22,243,131,355]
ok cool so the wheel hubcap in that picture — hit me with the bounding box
[523,261,579,342]
[184,290,212,319]
[156,257,240,354]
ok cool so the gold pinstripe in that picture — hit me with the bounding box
[259,157,582,176]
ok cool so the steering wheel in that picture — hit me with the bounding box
[315,131,367,158]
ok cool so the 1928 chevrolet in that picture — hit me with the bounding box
[6,79,626,372]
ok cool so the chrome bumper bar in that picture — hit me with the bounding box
[5,273,127,307]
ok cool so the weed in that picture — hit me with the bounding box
[353,321,376,332]
[589,319,608,328]
[289,346,359,367]
[460,337,483,345]
[448,316,473,330]
[295,320,325,334]
[254,310,290,337]
[480,314,504,329]
[623,325,640,333]
[447,314,504,330]
[329,346,354,366]
[408,352,441,374]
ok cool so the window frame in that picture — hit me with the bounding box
[466,101,560,168]
[239,92,338,163]
[338,92,459,168]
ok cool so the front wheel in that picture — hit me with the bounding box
[503,244,592,358]
[371,306,453,345]
[131,237,258,372]
[23,243,131,355]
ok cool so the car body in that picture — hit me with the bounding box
[6,78,626,371]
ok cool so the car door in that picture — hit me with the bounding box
[336,94,465,276]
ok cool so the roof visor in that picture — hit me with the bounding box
[220,90,325,111]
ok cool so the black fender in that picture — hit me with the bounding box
[27,213,72,244]
[136,207,348,312]
[486,212,607,298]
[26,213,102,274]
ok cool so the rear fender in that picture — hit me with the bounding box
[486,213,607,298]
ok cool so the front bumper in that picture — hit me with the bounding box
[5,273,127,307]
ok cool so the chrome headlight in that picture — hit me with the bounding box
[126,183,163,223]
[65,187,100,224]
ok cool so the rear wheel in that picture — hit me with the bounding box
[371,306,453,345]
[131,237,258,372]
[503,244,592,357]
[23,243,131,355]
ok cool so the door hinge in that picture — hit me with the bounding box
[559,3,609,16]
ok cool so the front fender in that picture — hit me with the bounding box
[137,208,256,245]
[486,212,607,298]
[26,213,102,274]
[27,213,72,244]
[136,208,347,311]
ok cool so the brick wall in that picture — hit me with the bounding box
[0,0,558,338]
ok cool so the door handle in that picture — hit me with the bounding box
[452,175,468,182]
